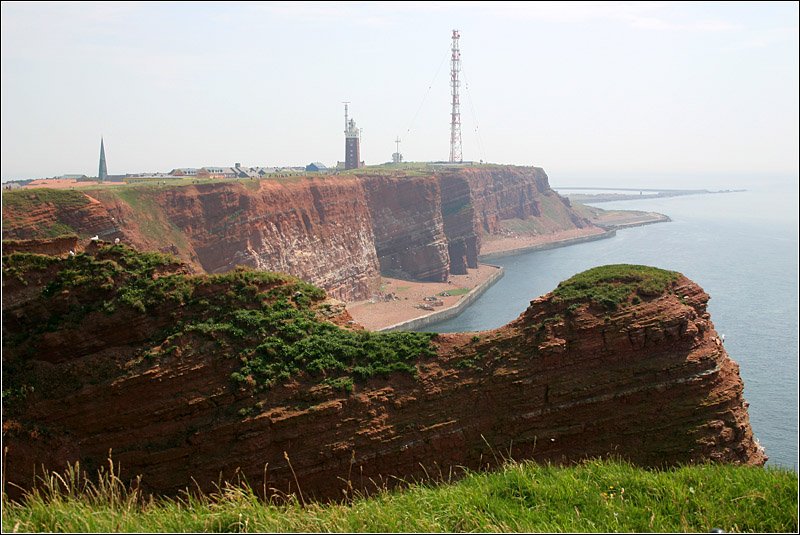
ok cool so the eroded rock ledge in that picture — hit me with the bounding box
[1,247,765,501]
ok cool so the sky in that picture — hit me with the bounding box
[1,1,798,189]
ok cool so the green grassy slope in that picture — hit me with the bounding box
[2,459,795,533]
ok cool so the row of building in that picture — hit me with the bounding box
[168,161,363,178]
[168,163,279,179]
[169,162,344,178]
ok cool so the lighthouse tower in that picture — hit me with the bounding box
[343,102,361,170]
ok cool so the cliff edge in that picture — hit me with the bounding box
[1,166,595,301]
[2,247,765,500]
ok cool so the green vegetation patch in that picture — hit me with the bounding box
[2,188,90,213]
[438,287,470,296]
[3,245,436,400]
[230,306,436,390]
[2,459,795,533]
[2,252,62,284]
[553,264,680,311]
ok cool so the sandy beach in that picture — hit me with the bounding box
[478,227,607,256]
[346,263,501,331]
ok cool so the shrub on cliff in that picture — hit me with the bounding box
[227,298,437,390]
[2,244,437,407]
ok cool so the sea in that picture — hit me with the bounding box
[421,188,799,469]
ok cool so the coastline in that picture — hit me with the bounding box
[376,264,504,332]
[347,212,672,332]
[478,228,616,261]
[594,215,671,230]
[347,228,613,332]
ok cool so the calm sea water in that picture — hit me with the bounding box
[421,189,799,469]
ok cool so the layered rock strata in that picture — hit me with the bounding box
[361,175,450,281]
[156,179,380,302]
[2,166,595,300]
[2,251,765,502]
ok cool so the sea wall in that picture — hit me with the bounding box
[479,229,617,261]
[378,264,505,332]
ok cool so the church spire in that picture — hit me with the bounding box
[98,137,107,181]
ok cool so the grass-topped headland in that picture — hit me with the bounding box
[1,189,92,238]
[1,458,795,532]
[1,188,91,212]
[552,264,681,311]
[2,245,437,407]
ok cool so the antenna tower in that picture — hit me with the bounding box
[393,137,403,163]
[449,29,462,163]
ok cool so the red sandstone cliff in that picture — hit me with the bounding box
[361,174,451,281]
[2,167,597,300]
[2,250,765,501]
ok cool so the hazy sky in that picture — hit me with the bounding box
[1,1,798,188]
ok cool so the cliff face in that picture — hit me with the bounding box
[356,166,594,280]
[2,252,765,501]
[155,179,381,302]
[439,173,480,274]
[1,190,121,242]
[460,166,590,233]
[2,166,595,300]
[362,175,450,281]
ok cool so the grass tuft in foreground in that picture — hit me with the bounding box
[2,458,796,533]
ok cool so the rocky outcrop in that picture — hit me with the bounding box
[2,166,597,299]
[2,251,765,501]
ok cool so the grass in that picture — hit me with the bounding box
[2,458,795,533]
[2,245,437,408]
[1,188,90,212]
[552,264,680,311]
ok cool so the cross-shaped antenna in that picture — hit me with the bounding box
[342,101,350,134]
